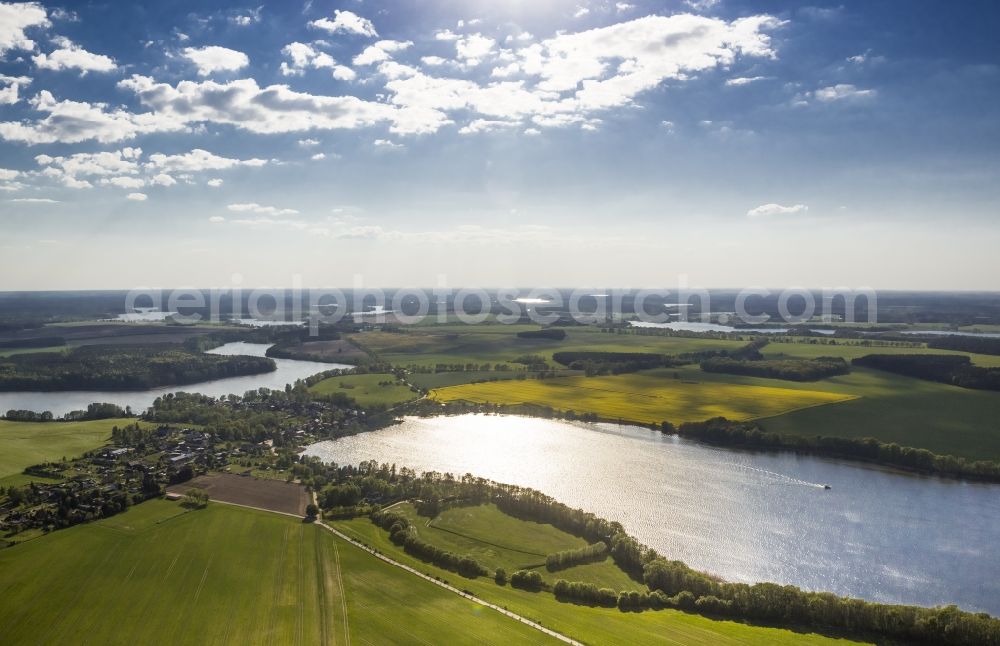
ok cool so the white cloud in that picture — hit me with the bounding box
[208,215,225,222]
[353,39,412,66]
[0,168,21,180]
[0,90,183,144]
[491,62,521,78]
[102,175,145,189]
[813,83,876,102]
[747,203,808,218]
[298,138,320,146]
[458,119,520,135]
[310,152,326,160]
[126,192,147,201]
[10,197,59,203]
[455,34,495,65]
[0,1,50,54]
[230,8,261,27]
[434,29,459,42]
[146,148,267,172]
[684,0,721,11]
[119,75,402,135]
[615,2,635,12]
[150,173,176,186]
[309,10,377,37]
[35,147,142,188]
[0,74,30,104]
[373,138,402,149]
[227,202,299,216]
[421,56,448,67]
[207,178,223,187]
[280,41,336,76]
[332,65,356,81]
[726,75,768,86]
[573,6,590,18]
[32,37,116,74]
[182,46,249,76]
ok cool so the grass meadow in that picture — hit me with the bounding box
[0,500,556,645]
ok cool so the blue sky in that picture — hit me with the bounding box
[0,0,998,290]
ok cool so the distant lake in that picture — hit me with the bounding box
[0,342,344,417]
[305,414,1000,615]
[628,320,836,334]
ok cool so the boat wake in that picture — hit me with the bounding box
[730,463,829,489]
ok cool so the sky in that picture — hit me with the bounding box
[0,0,998,291]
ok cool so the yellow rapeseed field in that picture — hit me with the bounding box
[430,373,855,425]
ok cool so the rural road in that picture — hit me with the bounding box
[209,495,583,645]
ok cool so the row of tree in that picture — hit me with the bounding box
[545,541,608,571]
[372,509,490,578]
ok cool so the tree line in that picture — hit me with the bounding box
[372,509,490,578]
[670,417,1000,482]
[545,541,608,571]
[0,344,275,391]
[700,356,849,381]
[853,353,1000,391]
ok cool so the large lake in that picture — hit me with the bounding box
[304,414,1000,615]
[0,342,346,417]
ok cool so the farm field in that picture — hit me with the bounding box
[167,473,309,516]
[762,339,1000,368]
[430,373,854,425]
[389,502,637,590]
[647,364,1000,460]
[332,516,871,646]
[0,418,139,487]
[309,373,418,407]
[0,500,556,645]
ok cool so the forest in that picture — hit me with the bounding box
[0,345,274,391]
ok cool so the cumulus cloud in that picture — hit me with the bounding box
[309,10,377,37]
[0,74,30,104]
[182,45,249,75]
[0,90,183,144]
[207,178,223,187]
[746,203,808,218]
[280,41,335,75]
[310,152,326,160]
[455,34,495,65]
[146,148,267,172]
[34,147,142,188]
[373,138,402,149]
[616,2,635,12]
[32,37,116,74]
[353,39,412,66]
[227,202,299,216]
[0,1,50,54]
[101,175,145,189]
[126,192,147,201]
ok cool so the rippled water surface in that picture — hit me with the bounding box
[0,342,343,416]
[304,414,1000,614]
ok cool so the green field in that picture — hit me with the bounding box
[762,339,1000,368]
[333,516,870,646]
[0,418,140,487]
[350,326,746,369]
[389,502,638,590]
[309,373,418,407]
[431,373,854,425]
[0,500,559,645]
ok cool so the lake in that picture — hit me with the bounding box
[304,414,1000,615]
[0,342,345,417]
